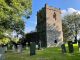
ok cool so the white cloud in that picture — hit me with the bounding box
[24,27,36,33]
[61,8,80,17]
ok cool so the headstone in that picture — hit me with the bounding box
[30,42,36,56]
[38,41,41,50]
[36,45,38,49]
[38,42,41,50]
[3,46,7,53]
[61,43,66,53]
[0,47,5,60]
[78,40,80,52]
[12,45,16,52]
[68,41,74,53]
[17,45,22,53]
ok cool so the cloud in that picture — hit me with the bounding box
[61,8,80,17]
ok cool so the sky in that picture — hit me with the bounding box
[23,0,80,33]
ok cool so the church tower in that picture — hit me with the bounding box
[37,4,63,47]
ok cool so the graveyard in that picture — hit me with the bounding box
[4,44,80,60]
[1,0,80,60]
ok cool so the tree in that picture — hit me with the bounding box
[62,12,80,42]
[0,0,32,31]
[0,0,32,45]
[62,20,70,42]
[62,12,80,53]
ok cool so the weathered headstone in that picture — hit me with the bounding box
[0,47,4,60]
[68,41,74,53]
[78,40,80,52]
[30,42,36,56]
[61,43,66,53]
[12,45,17,52]
[3,46,7,53]
[17,45,22,53]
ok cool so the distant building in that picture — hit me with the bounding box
[37,4,63,47]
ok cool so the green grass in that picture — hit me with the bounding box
[5,45,80,60]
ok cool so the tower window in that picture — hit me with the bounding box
[53,12,56,20]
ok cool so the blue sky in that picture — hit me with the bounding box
[23,0,80,33]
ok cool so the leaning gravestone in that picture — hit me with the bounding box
[68,41,74,53]
[61,43,66,53]
[30,42,36,56]
[17,45,22,53]
[0,47,5,60]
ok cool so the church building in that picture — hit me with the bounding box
[37,4,63,47]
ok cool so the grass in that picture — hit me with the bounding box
[5,44,80,60]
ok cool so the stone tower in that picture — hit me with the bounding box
[37,4,63,48]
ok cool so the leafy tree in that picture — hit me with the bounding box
[62,12,80,43]
[62,20,70,42]
[0,0,32,31]
[0,0,32,45]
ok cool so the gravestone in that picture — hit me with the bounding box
[61,43,66,53]
[12,45,17,52]
[68,41,74,53]
[38,41,41,50]
[36,45,38,49]
[0,47,4,60]
[78,40,80,52]
[17,45,22,53]
[3,46,7,53]
[30,42,36,56]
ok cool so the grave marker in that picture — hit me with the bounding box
[17,45,22,53]
[30,42,36,56]
[0,47,4,60]
[68,41,74,53]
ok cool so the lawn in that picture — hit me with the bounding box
[5,44,80,60]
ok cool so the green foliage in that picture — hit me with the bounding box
[12,38,19,43]
[0,0,32,31]
[0,0,32,42]
[62,20,70,42]
[0,37,10,45]
[62,12,80,42]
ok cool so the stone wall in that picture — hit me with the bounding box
[46,4,63,47]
